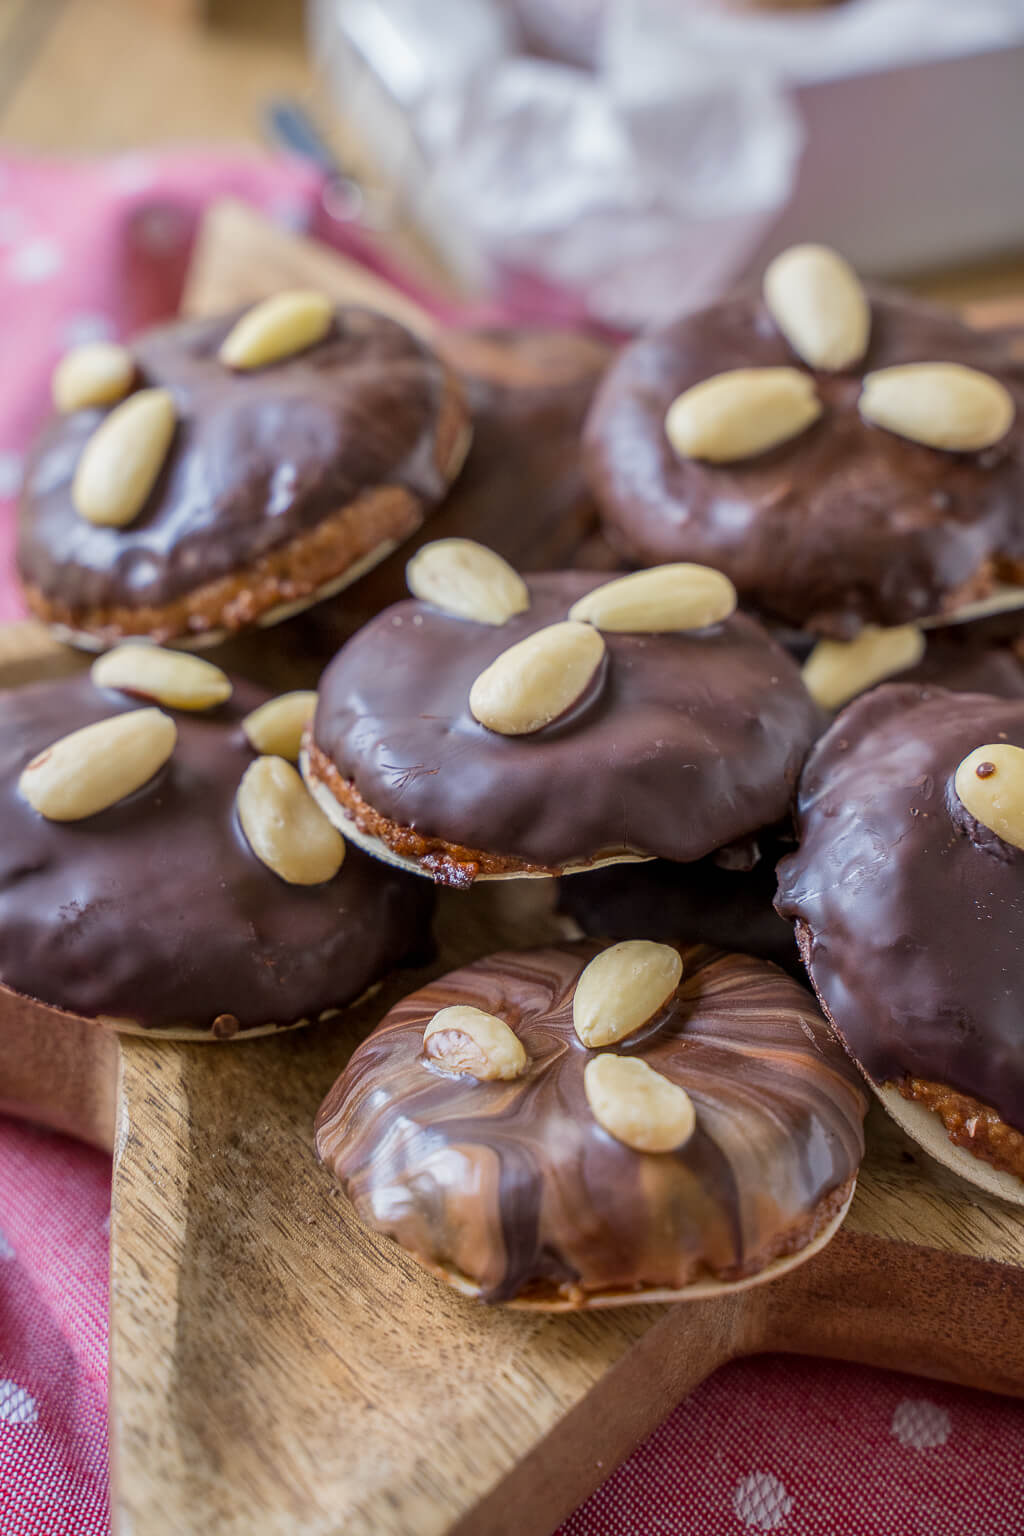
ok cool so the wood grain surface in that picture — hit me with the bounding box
[2,208,1024,1536]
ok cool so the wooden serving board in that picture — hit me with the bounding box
[3,207,1024,1536]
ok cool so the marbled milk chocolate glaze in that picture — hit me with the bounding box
[311,571,822,873]
[776,683,1024,1130]
[584,291,1024,637]
[18,307,460,617]
[300,327,611,647]
[0,673,433,1032]
[315,943,867,1303]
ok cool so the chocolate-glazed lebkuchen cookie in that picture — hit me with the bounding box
[776,682,1024,1201]
[315,942,867,1307]
[301,327,611,650]
[303,547,822,886]
[584,244,1024,640]
[0,651,433,1038]
[18,296,469,650]
[558,826,800,976]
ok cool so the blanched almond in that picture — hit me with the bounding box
[584,1054,695,1154]
[469,621,605,736]
[71,387,176,527]
[665,368,822,463]
[954,743,1024,851]
[569,564,736,633]
[423,1005,527,1081]
[52,342,135,413]
[91,644,231,711]
[242,691,318,761]
[406,539,529,625]
[573,941,683,1048]
[801,625,925,711]
[763,244,870,372]
[236,756,345,885]
[19,708,176,821]
[859,363,1014,452]
[218,291,333,370]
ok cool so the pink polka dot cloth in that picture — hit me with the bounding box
[1,150,1023,1536]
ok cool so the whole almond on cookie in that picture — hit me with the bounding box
[802,626,925,711]
[242,691,318,762]
[91,645,232,711]
[569,564,736,633]
[763,244,870,372]
[573,942,683,1048]
[407,539,529,626]
[53,342,136,414]
[72,387,176,527]
[954,743,1024,851]
[859,364,1014,452]
[236,756,345,885]
[19,708,177,821]
[584,1054,696,1153]
[219,291,333,371]
[423,1005,528,1081]
[469,621,605,736]
[665,368,822,463]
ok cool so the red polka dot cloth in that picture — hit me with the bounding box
[1,151,1023,1536]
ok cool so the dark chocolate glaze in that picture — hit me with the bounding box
[0,673,434,1031]
[776,683,1024,1130]
[558,828,800,975]
[904,631,1024,698]
[313,571,823,868]
[315,943,866,1302]
[298,327,610,649]
[584,290,1024,637]
[18,307,456,613]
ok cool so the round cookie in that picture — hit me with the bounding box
[557,827,800,976]
[315,942,867,1307]
[584,257,1024,638]
[303,555,822,886]
[776,682,1024,1200]
[0,661,433,1038]
[18,301,469,650]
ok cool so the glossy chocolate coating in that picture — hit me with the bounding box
[18,308,455,614]
[584,291,1024,636]
[558,829,800,975]
[297,327,610,650]
[776,683,1024,1130]
[0,673,433,1032]
[313,571,822,869]
[315,943,866,1302]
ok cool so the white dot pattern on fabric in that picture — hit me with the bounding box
[891,1398,951,1450]
[732,1470,793,1531]
[0,1379,39,1425]
[7,237,64,283]
[63,312,115,347]
[0,1229,13,1259]
[0,451,23,499]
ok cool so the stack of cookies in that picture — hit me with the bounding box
[9,245,1022,1309]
